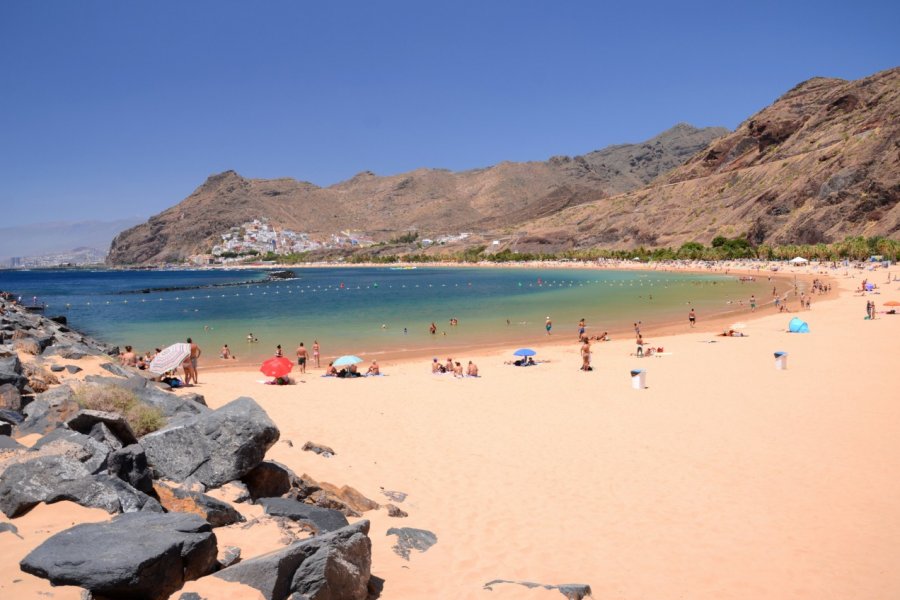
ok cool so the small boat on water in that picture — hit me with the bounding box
[389,266,417,270]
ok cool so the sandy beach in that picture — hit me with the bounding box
[2,263,899,599]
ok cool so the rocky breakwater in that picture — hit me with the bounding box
[0,293,374,599]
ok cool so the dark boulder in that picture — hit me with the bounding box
[0,454,162,518]
[0,355,27,391]
[107,444,153,494]
[32,428,114,474]
[0,407,24,424]
[0,383,22,411]
[65,364,83,374]
[242,460,295,500]
[18,384,80,436]
[215,520,371,600]
[42,342,99,360]
[67,409,138,446]
[50,364,65,372]
[0,434,23,449]
[20,511,218,600]
[218,545,242,568]
[141,397,278,488]
[100,361,138,378]
[257,497,348,534]
[153,480,244,528]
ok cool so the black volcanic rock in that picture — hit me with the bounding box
[20,511,217,600]
[141,397,279,488]
[214,520,371,600]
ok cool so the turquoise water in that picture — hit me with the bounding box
[0,267,778,362]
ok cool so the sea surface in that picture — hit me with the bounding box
[0,267,782,363]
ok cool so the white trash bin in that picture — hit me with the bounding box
[630,369,646,389]
[774,351,788,370]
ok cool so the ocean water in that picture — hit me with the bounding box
[0,267,780,363]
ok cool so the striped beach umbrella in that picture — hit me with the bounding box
[149,343,191,375]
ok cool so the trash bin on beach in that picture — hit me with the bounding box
[774,351,788,370]
[630,369,646,389]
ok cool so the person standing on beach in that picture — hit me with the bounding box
[187,337,201,384]
[296,342,308,374]
[275,344,283,357]
[545,316,552,335]
[750,295,757,311]
[688,309,696,327]
[312,340,320,368]
[580,339,591,371]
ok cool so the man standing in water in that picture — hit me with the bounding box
[187,337,202,383]
[688,308,696,328]
[296,342,308,374]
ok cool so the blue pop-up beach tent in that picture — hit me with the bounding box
[788,317,809,333]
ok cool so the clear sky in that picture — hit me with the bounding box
[1,0,897,226]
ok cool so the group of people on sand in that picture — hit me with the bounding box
[120,337,201,388]
[120,345,159,371]
[432,357,478,377]
[325,359,380,378]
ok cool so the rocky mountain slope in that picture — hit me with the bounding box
[513,67,899,252]
[106,125,726,264]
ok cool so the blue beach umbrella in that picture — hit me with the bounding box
[513,348,536,357]
[333,355,364,366]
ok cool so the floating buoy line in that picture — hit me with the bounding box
[30,277,744,310]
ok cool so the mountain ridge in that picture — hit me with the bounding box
[107,124,726,264]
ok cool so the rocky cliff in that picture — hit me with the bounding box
[106,125,726,264]
[514,66,899,252]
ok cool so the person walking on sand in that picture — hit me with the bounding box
[580,339,592,371]
[688,308,696,328]
[545,316,552,335]
[296,342,308,373]
[187,337,201,384]
[312,340,321,368]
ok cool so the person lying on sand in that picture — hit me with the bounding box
[719,329,749,337]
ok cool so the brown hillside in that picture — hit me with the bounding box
[106,125,725,264]
[513,67,900,253]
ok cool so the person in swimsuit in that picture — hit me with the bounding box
[187,337,201,384]
[312,340,320,368]
[274,344,283,357]
[545,317,552,335]
[688,309,696,327]
[296,342,308,373]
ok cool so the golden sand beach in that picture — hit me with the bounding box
[2,263,898,599]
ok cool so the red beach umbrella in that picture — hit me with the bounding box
[260,356,293,378]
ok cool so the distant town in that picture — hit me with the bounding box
[189,218,473,265]
[6,247,107,268]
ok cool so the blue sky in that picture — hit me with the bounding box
[1,0,897,226]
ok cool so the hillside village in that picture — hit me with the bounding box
[195,218,474,265]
